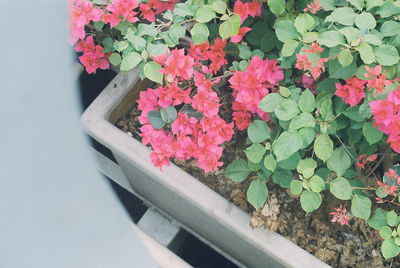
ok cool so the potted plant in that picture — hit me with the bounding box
[74,0,400,266]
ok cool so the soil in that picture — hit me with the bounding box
[115,84,399,267]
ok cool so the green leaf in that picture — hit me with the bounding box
[191,23,209,45]
[264,154,277,172]
[377,1,400,18]
[328,57,357,79]
[314,134,333,162]
[317,31,345,47]
[238,44,251,60]
[260,33,279,53]
[143,62,163,84]
[380,226,394,239]
[268,0,285,16]
[387,211,400,227]
[381,21,400,37]
[275,20,301,42]
[348,0,364,10]
[290,180,303,195]
[382,238,400,260]
[342,106,363,123]
[245,143,267,163]
[299,89,315,113]
[338,49,353,67]
[275,100,300,121]
[109,53,122,66]
[327,147,351,177]
[136,24,158,36]
[366,0,383,11]
[273,168,293,188]
[125,33,146,51]
[320,98,334,121]
[339,27,361,43]
[351,194,371,220]
[277,152,301,170]
[225,159,251,182]
[363,121,383,145]
[168,24,186,45]
[282,40,299,57]
[248,120,271,143]
[116,40,129,52]
[363,33,382,46]
[147,43,168,56]
[309,175,325,193]
[368,208,388,229]
[219,20,232,40]
[325,7,357,26]
[375,45,400,66]
[303,32,319,43]
[297,158,317,174]
[229,14,241,36]
[289,113,316,131]
[258,93,283,112]
[247,179,268,209]
[355,12,376,30]
[120,51,142,71]
[319,0,335,10]
[160,106,177,123]
[330,177,353,200]
[356,43,375,64]
[272,132,302,162]
[195,5,216,23]
[294,13,314,35]
[211,1,226,14]
[147,111,166,130]
[300,190,322,213]
[299,127,315,149]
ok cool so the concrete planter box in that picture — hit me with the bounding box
[81,69,330,268]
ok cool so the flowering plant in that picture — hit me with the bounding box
[71,0,400,262]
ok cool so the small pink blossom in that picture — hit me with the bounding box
[330,205,350,226]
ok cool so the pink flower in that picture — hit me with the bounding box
[234,0,250,22]
[69,0,103,44]
[365,65,391,95]
[295,54,312,71]
[304,0,322,14]
[205,38,228,74]
[370,100,395,126]
[161,49,194,80]
[231,27,252,44]
[78,46,109,74]
[377,180,398,196]
[335,77,366,106]
[303,42,324,54]
[330,205,350,226]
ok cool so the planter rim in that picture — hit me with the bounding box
[81,68,330,268]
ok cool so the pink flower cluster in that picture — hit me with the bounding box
[70,0,178,73]
[234,0,265,22]
[295,42,329,81]
[139,0,179,23]
[330,205,350,226]
[76,36,109,74]
[137,49,234,173]
[355,153,377,169]
[335,77,367,107]
[229,56,284,130]
[370,87,400,153]
[304,0,322,14]
[364,65,391,95]
[70,0,103,44]
[189,38,228,74]
[231,27,252,44]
